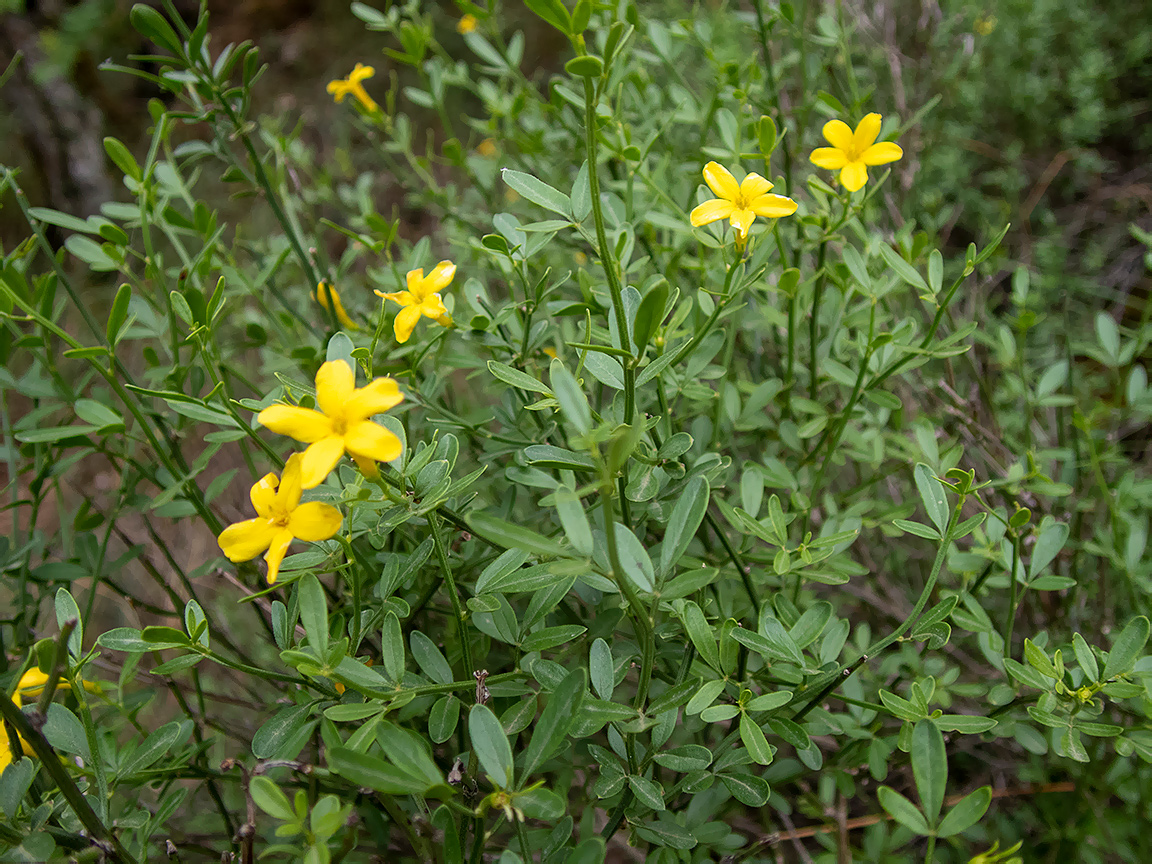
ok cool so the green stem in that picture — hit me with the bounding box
[602,485,654,711]
[430,514,476,683]
[1004,531,1022,658]
[582,76,636,422]
[808,220,829,400]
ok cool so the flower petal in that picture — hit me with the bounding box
[344,377,403,421]
[300,436,347,489]
[406,268,424,294]
[263,529,294,585]
[822,119,855,152]
[690,198,736,227]
[277,453,305,511]
[749,193,799,219]
[739,172,772,200]
[419,293,448,319]
[862,141,903,166]
[702,162,740,201]
[218,518,279,562]
[393,304,423,343]
[839,161,869,192]
[376,290,416,307]
[344,420,403,464]
[315,360,355,418]
[853,113,882,152]
[350,63,375,83]
[809,147,848,170]
[729,208,756,238]
[352,453,380,479]
[289,502,343,542]
[249,472,279,517]
[257,405,333,443]
[423,261,456,296]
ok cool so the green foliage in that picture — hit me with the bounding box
[0,1,1150,862]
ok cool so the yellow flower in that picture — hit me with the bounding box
[689,162,798,244]
[257,362,405,489]
[974,14,997,35]
[476,138,498,158]
[326,63,378,113]
[1,667,97,772]
[315,281,359,331]
[809,113,903,192]
[457,14,478,34]
[374,261,456,344]
[217,453,343,584]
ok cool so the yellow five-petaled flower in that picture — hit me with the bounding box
[217,453,343,585]
[315,281,359,331]
[689,162,798,245]
[375,261,456,344]
[457,14,478,34]
[809,113,903,192]
[258,361,404,488]
[327,63,378,113]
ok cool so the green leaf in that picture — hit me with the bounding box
[327,747,430,796]
[877,786,929,835]
[1023,638,1060,680]
[911,719,947,824]
[523,0,573,35]
[1102,615,1149,679]
[720,771,770,806]
[550,358,592,434]
[521,668,585,782]
[521,625,587,653]
[936,786,992,837]
[129,4,186,58]
[249,776,295,822]
[501,169,572,217]
[652,744,712,772]
[103,136,142,182]
[469,704,514,788]
[106,283,132,345]
[298,574,328,654]
[1072,632,1099,682]
[1028,517,1069,580]
[253,705,316,760]
[467,511,572,559]
[487,360,552,394]
[410,631,453,685]
[685,679,725,715]
[914,463,949,535]
[659,476,709,578]
[739,714,775,765]
[428,696,461,744]
[119,720,188,778]
[555,486,593,556]
[563,838,606,864]
[878,244,930,293]
[647,679,699,716]
[565,55,603,78]
[525,444,597,472]
[633,279,669,353]
[633,817,697,849]
[680,601,719,671]
[627,775,665,810]
[381,612,405,682]
[615,525,655,593]
[54,588,82,657]
[589,639,613,700]
[746,691,793,712]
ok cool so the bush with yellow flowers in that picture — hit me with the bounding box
[1,1,1150,862]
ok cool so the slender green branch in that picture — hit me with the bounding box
[430,514,476,683]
